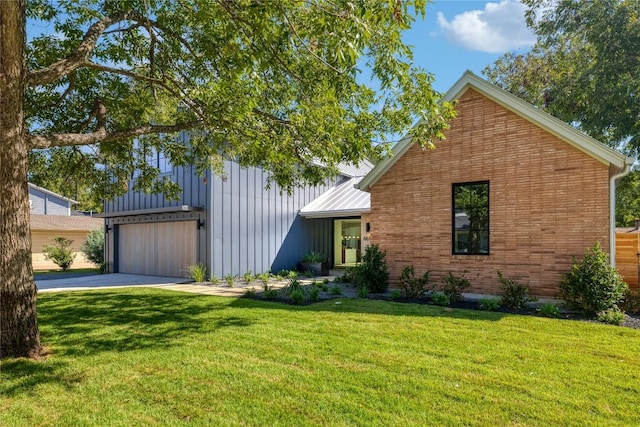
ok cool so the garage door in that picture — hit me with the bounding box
[118,221,197,276]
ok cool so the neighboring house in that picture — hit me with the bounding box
[356,71,634,298]
[102,159,372,278]
[28,183,77,216]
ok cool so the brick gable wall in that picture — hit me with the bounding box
[370,88,610,297]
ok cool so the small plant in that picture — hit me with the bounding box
[320,283,329,292]
[262,285,278,300]
[478,298,501,311]
[43,236,76,271]
[303,270,313,278]
[242,271,254,283]
[289,289,305,304]
[210,276,220,285]
[560,242,628,315]
[357,285,369,298]
[80,228,105,272]
[224,274,236,287]
[538,303,561,318]
[244,288,256,298]
[431,293,450,306]
[308,286,320,302]
[440,271,470,302]
[322,278,330,285]
[258,272,270,286]
[498,270,536,310]
[284,277,304,296]
[621,289,640,313]
[352,244,389,293]
[187,263,208,283]
[596,307,625,325]
[389,289,402,300]
[399,265,431,298]
[302,251,325,263]
[330,286,342,296]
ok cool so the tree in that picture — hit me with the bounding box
[483,0,640,225]
[0,1,455,358]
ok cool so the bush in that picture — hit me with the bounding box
[537,303,561,318]
[498,270,536,310]
[440,271,470,302]
[597,307,625,325]
[352,244,389,293]
[560,242,628,315]
[289,289,305,304]
[399,265,431,298]
[80,228,104,272]
[478,298,501,311]
[357,285,369,298]
[187,263,208,282]
[308,286,320,302]
[43,236,76,271]
[431,293,450,306]
[620,289,640,314]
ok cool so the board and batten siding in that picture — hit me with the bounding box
[105,160,335,278]
[28,186,71,215]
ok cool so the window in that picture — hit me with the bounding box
[452,181,489,255]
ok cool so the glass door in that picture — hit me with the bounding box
[333,219,362,267]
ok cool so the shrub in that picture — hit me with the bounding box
[431,293,450,306]
[357,285,369,298]
[258,272,270,286]
[187,263,208,283]
[560,242,628,315]
[43,236,76,271]
[210,276,220,286]
[498,270,536,310]
[352,244,389,293]
[597,307,625,325]
[242,271,254,283]
[440,271,470,302]
[80,228,104,272]
[389,290,402,300]
[330,286,342,296]
[224,274,237,287]
[478,298,500,311]
[262,286,278,300]
[308,287,320,302]
[302,251,325,263]
[244,288,256,298]
[620,289,640,314]
[284,277,304,296]
[399,265,431,298]
[538,303,561,318]
[289,289,305,304]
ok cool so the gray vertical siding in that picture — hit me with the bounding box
[28,186,71,215]
[105,158,336,278]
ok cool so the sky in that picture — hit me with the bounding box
[403,0,536,92]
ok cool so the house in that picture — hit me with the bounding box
[26,184,103,269]
[101,159,372,278]
[28,183,77,215]
[356,71,634,297]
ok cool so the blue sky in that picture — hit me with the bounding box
[404,0,536,92]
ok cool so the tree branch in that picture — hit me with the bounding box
[27,11,131,87]
[28,121,203,149]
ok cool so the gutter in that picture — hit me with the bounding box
[609,159,634,266]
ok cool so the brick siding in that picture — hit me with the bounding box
[370,89,610,297]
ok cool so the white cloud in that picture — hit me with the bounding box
[437,0,536,53]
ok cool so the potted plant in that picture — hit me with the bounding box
[298,251,330,276]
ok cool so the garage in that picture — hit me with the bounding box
[117,220,197,277]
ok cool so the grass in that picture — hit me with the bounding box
[1,288,640,426]
[33,267,100,279]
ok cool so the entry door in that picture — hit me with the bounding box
[118,221,197,276]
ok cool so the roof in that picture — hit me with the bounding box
[30,214,103,231]
[299,177,370,218]
[28,183,79,204]
[311,160,374,178]
[357,71,635,192]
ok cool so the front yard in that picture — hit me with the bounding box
[2,288,639,426]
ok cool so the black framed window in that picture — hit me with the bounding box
[452,181,489,255]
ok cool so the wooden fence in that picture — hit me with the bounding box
[616,232,640,290]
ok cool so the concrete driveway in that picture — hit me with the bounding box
[37,273,192,293]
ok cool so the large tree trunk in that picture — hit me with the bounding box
[0,0,42,359]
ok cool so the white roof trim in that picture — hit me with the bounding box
[357,70,633,192]
[28,183,79,204]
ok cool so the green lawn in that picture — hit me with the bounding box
[2,289,639,426]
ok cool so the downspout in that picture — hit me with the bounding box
[209,167,214,281]
[609,161,633,266]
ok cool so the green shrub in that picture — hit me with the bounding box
[440,271,470,302]
[187,263,208,283]
[431,293,450,306]
[289,289,305,304]
[80,228,104,272]
[478,298,500,311]
[308,286,320,302]
[596,307,625,325]
[302,251,325,263]
[262,285,278,300]
[242,271,254,283]
[258,272,270,286]
[538,303,561,318]
[244,288,256,298]
[303,270,313,278]
[330,286,342,296]
[284,277,304,296]
[560,242,628,315]
[352,244,389,293]
[43,236,76,271]
[358,285,369,298]
[322,278,330,285]
[399,265,431,298]
[224,274,236,287]
[620,289,640,313]
[210,276,220,286]
[498,270,536,310]
[389,290,402,300]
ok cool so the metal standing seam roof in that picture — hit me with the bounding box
[299,177,370,218]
